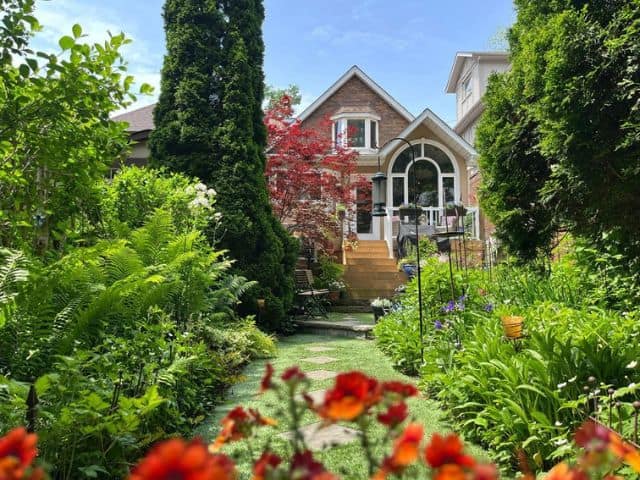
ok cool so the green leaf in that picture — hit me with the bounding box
[72,24,82,39]
[58,36,75,50]
[19,64,30,77]
[26,58,38,72]
[139,83,154,95]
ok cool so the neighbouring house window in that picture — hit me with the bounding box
[332,115,380,150]
[462,76,472,98]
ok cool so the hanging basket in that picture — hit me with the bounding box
[501,315,524,339]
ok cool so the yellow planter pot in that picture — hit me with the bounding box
[501,315,524,339]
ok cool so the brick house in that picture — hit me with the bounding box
[113,61,508,258]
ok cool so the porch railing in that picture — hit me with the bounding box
[383,206,480,259]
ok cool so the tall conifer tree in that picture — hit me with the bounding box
[151,0,297,329]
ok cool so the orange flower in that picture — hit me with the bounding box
[317,372,381,421]
[129,438,236,480]
[260,363,274,393]
[0,427,43,480]
[544,463,588,480]
[377,402,408,428]
[425,433,475,469]
[433,464,466,480]
[289,451,338,480]
[373,423,423,479]
[211,407,277,452]
[252,452,281,480]
[381,381,418,399]
[608,432,640,472]
[0,428,38,468]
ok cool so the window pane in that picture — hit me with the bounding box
[370,121,378,149]
[333,121,339,145]
[391,144,421,173]
[443,177,455,204]
[347,119,366,147]
[392,177,404,207]
[409,161,438,207]
[423,144,454,173]
[356,187,372,234]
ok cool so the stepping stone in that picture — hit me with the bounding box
[307,370,338,381]
[295,389,326,406]
[307,346,334,352]
[302,356,337,365]
[279,422,359,450]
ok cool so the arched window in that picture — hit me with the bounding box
[389,142,458,207]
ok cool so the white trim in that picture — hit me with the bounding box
[330,112,381,121]
[297,65,414,123]
[378,109,477,160]
[385,139,461,210]
[445,51,509,93]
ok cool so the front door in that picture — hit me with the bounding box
[355,187,379,240]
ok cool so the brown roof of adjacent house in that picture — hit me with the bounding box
[112,103,156,133]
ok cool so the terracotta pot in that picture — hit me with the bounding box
[328,290,340,302]
[501,315,524,339]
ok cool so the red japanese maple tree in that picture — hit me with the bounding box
[265,95,369,251]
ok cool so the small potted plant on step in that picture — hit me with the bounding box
[371,297,393,322]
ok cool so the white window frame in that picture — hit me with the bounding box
[331,112,380,152]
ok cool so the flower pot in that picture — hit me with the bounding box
[501,315,524,339]
[328,290,340,302]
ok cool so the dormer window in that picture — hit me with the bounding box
[331,112,380,150]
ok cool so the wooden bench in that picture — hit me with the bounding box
[294,269,329,319]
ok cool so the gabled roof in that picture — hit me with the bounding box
[297,65,414,123]
[445,51,509,93]
[112,103,156,133]
[379,108,477,161]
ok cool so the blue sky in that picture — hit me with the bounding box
[31,0,514,124]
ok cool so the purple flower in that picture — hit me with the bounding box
[484,303,494,313]
[441,300,455,313]
[434,320,443,330]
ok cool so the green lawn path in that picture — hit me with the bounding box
[198,332,488,478]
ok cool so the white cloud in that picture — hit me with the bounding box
[308,25,409,53]
[31,0,161,114]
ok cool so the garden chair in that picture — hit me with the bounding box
[294,269,329,319]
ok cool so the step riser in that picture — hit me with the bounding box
[346,258,397,266]
[344,273,404,282]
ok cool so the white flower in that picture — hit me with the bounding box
[555,421,563,427]
[189,197,209,209]
[626,360,638,369]
[557,382,567,390]
[195,182,207,192]
[554,438,568,446]
[207,188,217,197]
[629,382,637,389]
[214,212,223,220]
[568,376,577,383]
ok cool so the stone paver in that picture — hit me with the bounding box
[306,370,338,381]
[301,356,337,365]
[307,346,334,352]
[279,422,359,450]
[295,389,326,406]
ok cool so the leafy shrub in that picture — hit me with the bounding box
[374,254,640,473]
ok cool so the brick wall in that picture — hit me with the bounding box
[301,76,410,146]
